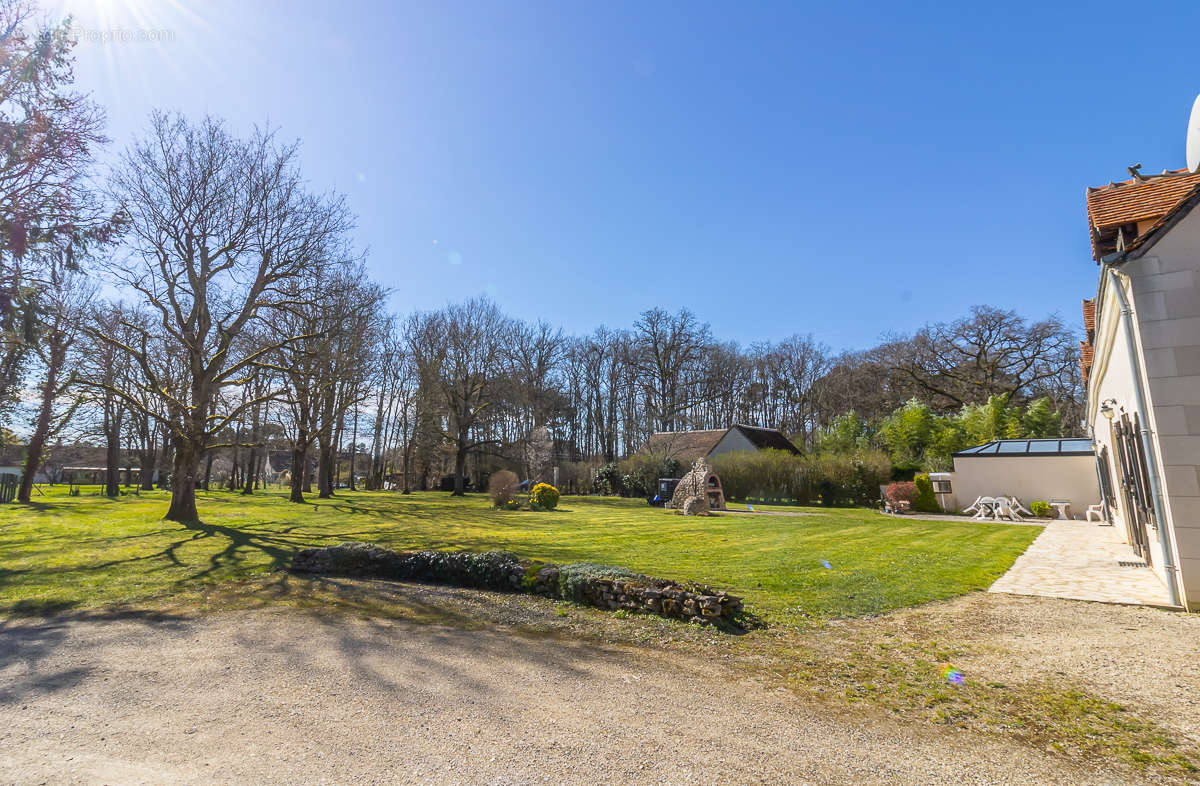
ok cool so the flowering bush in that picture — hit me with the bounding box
[529,482,560,511]
[884,481,918,510]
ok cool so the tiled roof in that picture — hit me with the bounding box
[1080,298,1096,384]
[638,429,727,463]
[1086,168,1200,260]
[1086,168,1200,228]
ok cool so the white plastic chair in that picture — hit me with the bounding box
[969,496,997,519]
[1085,503,1105,522]
[1008,496,1034,517]
[994,497,1023,522]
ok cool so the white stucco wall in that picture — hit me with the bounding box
[948,455,1101,516]
[708,428,757,458]
[1088,204,1200,609]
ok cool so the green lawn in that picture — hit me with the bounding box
[0,487,1039,623]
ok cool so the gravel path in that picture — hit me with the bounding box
[0,606,1142,785]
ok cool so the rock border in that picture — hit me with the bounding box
[290,543,746,627]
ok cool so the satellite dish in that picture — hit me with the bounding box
[1188,93,1200,172]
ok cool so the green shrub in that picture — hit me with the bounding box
[557,562,641,602]
[529,482,559,510]
[1030,500,1053,518]
[592,462,623,495]
[301,543,526,590]
[710,449,805,502]
[913,473,940,512]
[808,450,891,506]
[708,448,890,506]
[616,454,681,498]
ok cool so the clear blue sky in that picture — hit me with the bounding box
[60,0,1200,349]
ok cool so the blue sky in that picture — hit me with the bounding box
[60,0,1200,349]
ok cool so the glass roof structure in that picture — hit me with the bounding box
[953,438,1094,457]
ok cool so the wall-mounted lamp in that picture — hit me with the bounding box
[1100,398,1118,420]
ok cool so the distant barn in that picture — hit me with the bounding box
[637,424,801,464]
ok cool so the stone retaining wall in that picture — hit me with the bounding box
[290,542,745,626]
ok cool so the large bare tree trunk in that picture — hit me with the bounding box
[453,434,468,496]
[104,398,121,498]
[243,401,260,495]
[139,418,157,490]
[166,442,200,522]
[17,347,62,503]
[290,428,308,503]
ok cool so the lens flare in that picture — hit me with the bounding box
[940,664,964,685]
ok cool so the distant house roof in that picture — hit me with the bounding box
[638,424,800,462]
[1086,168,1200,260]
[731,424,802,454]
[953,438,1094,458]
[638,429,728,463]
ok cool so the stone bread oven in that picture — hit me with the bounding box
[670,457,726,514]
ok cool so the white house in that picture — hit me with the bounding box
[1082,165,1200,610]
[637,424,801,464]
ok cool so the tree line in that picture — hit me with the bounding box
[0,2,1085,519]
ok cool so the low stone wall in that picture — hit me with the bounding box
[566,575,740,622]
[290,542,745,626]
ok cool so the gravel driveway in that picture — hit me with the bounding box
[0,604,1145,785]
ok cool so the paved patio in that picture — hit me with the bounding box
[989,519,1177,608]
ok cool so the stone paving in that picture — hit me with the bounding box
[989,519,1177,608]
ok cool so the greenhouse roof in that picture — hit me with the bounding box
[952,438,1094,457]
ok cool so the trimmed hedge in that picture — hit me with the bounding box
[710,449,891,506]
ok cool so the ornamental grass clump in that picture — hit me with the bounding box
[488,470,521,509]
[529,482,559,511]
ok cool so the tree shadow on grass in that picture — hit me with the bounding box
[167,519,307,581]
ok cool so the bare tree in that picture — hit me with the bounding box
[406,297,511,495]
[100,111,351,521]
[17,252,90,501]
[629,307,713,432]
[890,305,1078,410]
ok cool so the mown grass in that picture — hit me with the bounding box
[0,487,1039,623]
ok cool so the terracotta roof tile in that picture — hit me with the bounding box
[1086,168,1200,228]
[1080,340,1094,384]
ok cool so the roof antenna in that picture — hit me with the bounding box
[1128,163,1145,181]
